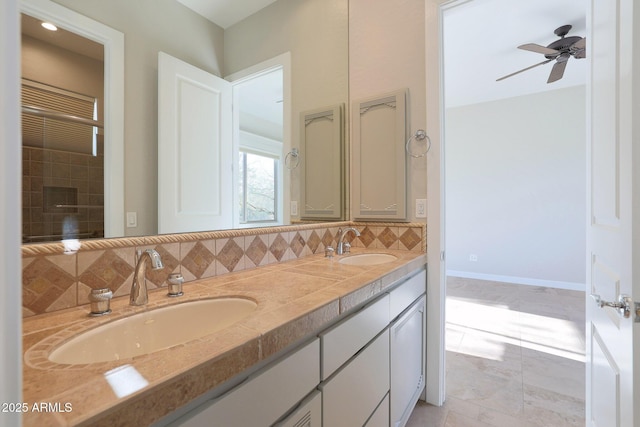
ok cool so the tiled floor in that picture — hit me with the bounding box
[406,276,586,427]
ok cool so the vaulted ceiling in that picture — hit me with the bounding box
[443,0,587,108]
[176,0,277,29]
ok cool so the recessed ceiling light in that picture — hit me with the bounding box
[41,22,58,31]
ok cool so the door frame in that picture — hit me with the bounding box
[226,53,292,229]
[424,0,454,406]
[427,0,640,419]
[1,0,22,418]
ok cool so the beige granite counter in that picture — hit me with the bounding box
[22,248,427,426]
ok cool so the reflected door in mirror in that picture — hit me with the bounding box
[158,52,233,234]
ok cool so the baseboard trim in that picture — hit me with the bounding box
[446,270,585,292]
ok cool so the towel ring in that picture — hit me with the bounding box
[405,129,431,158]
[285,148,300,170]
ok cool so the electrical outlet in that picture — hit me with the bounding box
[469,254,478,262]
[290,201,298,216]
[415,199,427,218]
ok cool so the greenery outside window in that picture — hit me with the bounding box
[237,130,282,225]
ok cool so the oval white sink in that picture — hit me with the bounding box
[48,298,257,364]
[338,253,397,266]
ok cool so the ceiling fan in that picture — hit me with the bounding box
[497,24,586,84]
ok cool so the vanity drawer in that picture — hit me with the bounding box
[320,294,390,380]
[366,393,390,427]
[176,338,319,427]
[389,269,426,320]
[320,329,390,427]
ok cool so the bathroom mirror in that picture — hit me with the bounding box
[20,0,348,243]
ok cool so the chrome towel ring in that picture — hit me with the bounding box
[405,129,431,158]
[285,148,300,170]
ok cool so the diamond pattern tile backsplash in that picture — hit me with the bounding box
[21,222,425,316]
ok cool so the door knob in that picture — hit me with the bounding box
[590,294,634,318]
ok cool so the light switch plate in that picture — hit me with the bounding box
[415,199,426,218]
[290,201,298,216]
[126,212,137,228]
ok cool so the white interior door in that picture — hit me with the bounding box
[586,0,639,425]
[158,52,232,233]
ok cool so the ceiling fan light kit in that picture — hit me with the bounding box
[497,24,586,84]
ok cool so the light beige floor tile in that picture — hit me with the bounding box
[523,387,585,426]
[406,277,586,427]
[446,326,465,352]
[444,411,494,427]
[405,400,447,427]
[521,348,585,400]
[478,407,539,427]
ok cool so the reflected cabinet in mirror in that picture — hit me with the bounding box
[299,104,345,220]
[352,89,408,221]
[20,0,348,243]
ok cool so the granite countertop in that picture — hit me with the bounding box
[22,248,427,426]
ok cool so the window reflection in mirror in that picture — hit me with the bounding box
[239,151,278,223]
[234,66,284,227]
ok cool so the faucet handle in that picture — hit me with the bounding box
[325,246,335,258]
[89,288,113,316]
[167,273,184,297]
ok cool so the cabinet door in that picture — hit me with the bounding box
[390,296,426,427]
[352,89,407,220]
[299,104,344,220]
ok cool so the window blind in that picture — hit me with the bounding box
[22,79,98,154]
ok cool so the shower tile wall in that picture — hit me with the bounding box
[22,139,104,243]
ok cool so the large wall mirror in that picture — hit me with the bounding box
[20,0,348,244]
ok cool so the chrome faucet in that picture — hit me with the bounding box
[130,249,164,306]
[336,227,360,255]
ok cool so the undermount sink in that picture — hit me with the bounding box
[338,253,397,266]
[48,297,257,364]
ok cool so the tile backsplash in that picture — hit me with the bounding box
[21,222,426,317]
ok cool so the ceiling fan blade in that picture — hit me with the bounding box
[572,37,586,58]
[496,58,553,82]
[573,37,586,50]
[518,43,559,56]
[547,57,569,83]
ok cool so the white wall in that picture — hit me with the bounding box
[349,0,427,222]
[224,0,348,221]
[445,86,586,288]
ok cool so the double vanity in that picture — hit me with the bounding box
[22,247,427,426]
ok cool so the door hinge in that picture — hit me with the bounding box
[440,251,445,261]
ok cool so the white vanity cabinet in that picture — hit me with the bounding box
[172,339,320,427]
[320,329,390,427]
[319,294,391,426]
[320,294,390,379]
[388,270,427,427]
[164,266,427,427]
